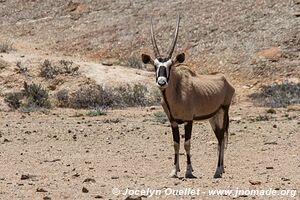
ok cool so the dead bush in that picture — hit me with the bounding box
[4,92,23,109]
[59,60,79,75]
[40,59,59,79]
[40,59,79,79]
[15,61,28,74]
[127,56,143,69]
[56,89,69,107]
[0,41,13,53]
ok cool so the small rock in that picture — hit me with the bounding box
[174,181,181,186]
[293,12,300,17]
[257,47,282,61]
[266,108,276,114]
[111,176,119,179]
[36,188,48,192]
[266,166,274,169]
[3,138,11,143]
[150,106,156,110]
[264,141,278,145]
[273,124,277,128]
[20,174,30,180]
[43,197,51,200]
[101,61,113,66]
[125,195,142,200]
[281,177,290,181]
[249,180,261,185]
[94,195,103,199]
[82,187,89,193]
[83,178,96,183]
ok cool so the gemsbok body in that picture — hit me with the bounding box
[141,16,235,178]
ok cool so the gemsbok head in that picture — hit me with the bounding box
[141,15,235,178]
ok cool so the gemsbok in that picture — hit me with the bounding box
[141,16,235,178]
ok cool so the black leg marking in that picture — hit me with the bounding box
[184,121,192,142]
[172,126,180,144]
[187,154,191,165]
[174,154,178,166]
[184,121,193,166]
[171,125,180,174]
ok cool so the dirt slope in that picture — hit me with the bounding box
[0,0,299,80]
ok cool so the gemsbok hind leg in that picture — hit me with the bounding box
[169,124,180,178]
[209,106,229,178]
[184,121,196,178]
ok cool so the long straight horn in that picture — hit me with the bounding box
[167,15,181,59]
[151,17,161,58]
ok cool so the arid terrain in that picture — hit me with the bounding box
[0,0,299,200]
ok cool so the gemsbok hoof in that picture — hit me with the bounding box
[213,167,223,178]
[185,172,197,179]
[169,170,178,178]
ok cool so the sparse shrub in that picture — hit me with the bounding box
[56,89,69,107]
[87,107,107,116]
[4,83,51,111]
[153,111,168,124]
[0,58,9,69]
[59,83,160,109]
[59,60,79,75]
[15,61,28,74]
[23,82,51,108]
[117,84,149,106]
[0,41,13,53]
[70,85,103,108]
[40,59,59,79]
[249,81,300,107]
[40,59,79,79]
[127,56,143,69]
[4,92,23,109]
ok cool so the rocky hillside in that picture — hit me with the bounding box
[0,0,299,105]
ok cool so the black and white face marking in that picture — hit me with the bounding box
[154,58,173,89]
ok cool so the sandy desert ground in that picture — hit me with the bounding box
[0,103,299,200]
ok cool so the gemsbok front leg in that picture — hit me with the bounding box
[184,121,196,178]
[169,125,180,178]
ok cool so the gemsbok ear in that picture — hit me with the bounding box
[141,54,153,64]
[176,53,185,63]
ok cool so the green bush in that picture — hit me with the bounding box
[87,107,107,116]
[4,83,51,111]
[23,82,51,108]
